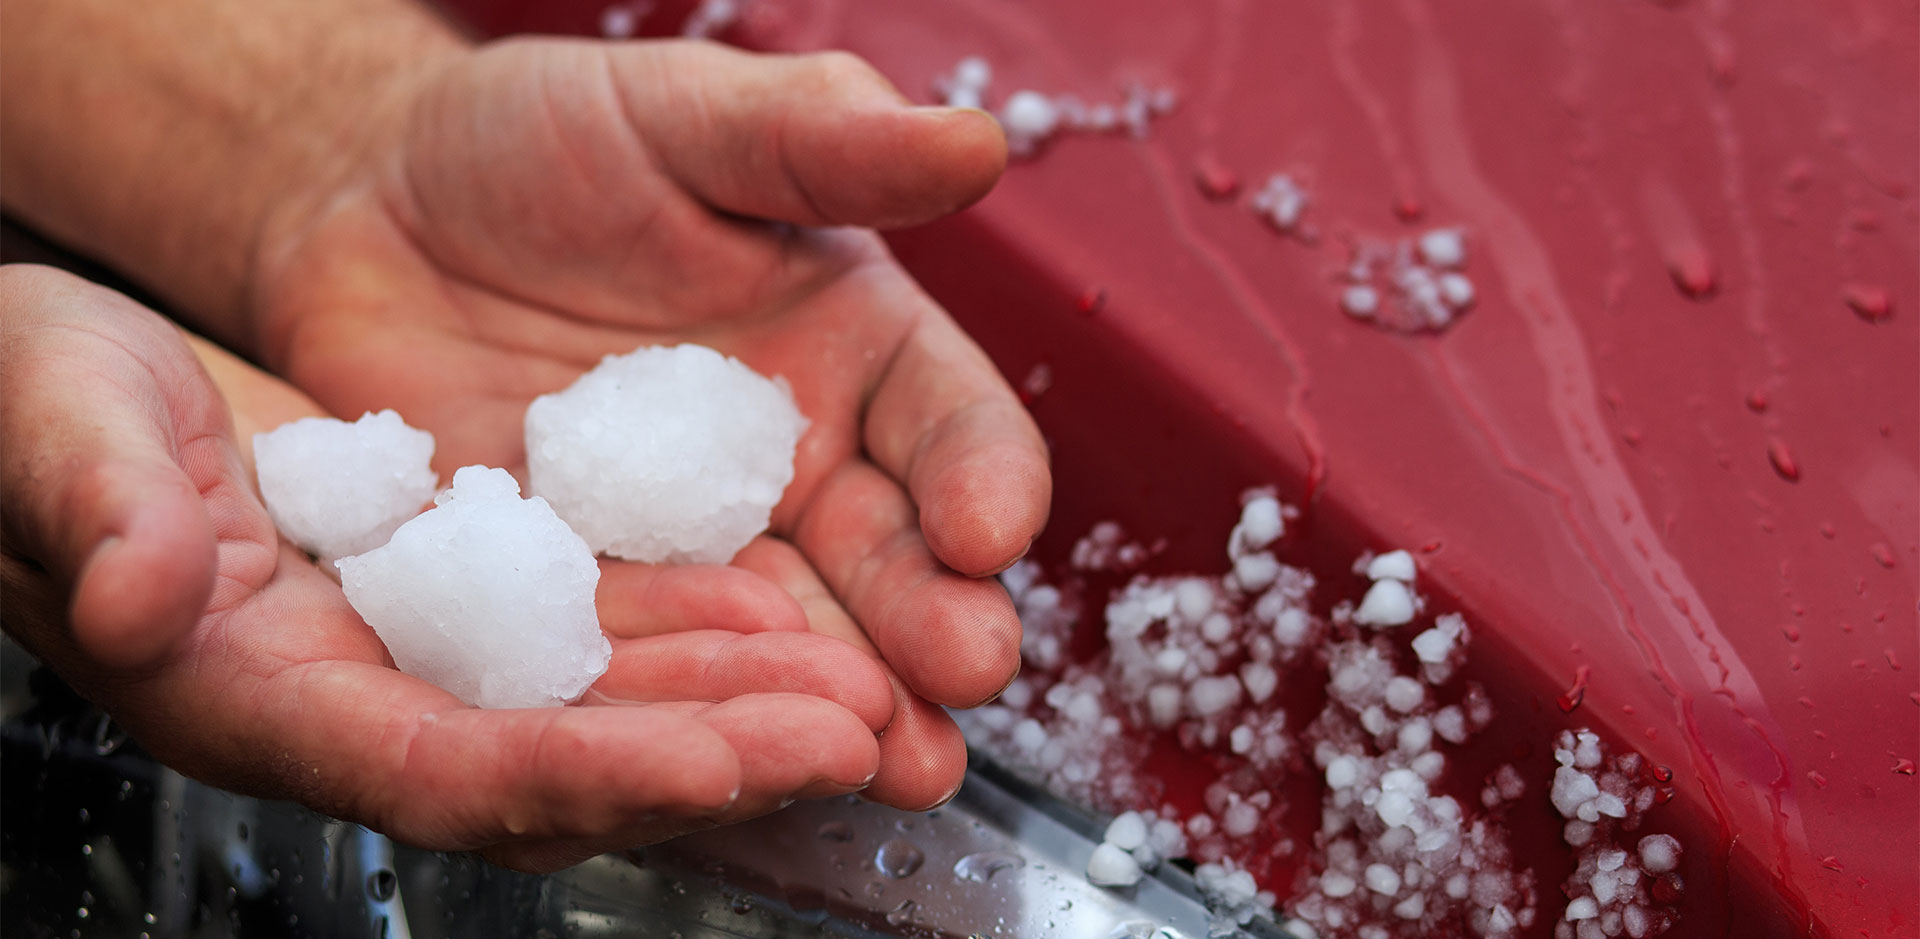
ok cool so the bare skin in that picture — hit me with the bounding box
[1,0,1050,869]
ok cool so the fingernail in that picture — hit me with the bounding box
[911,780,964,812]
[913,104,991,119]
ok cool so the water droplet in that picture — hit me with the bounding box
[875,839,924,879]
[1192,156,1239,200]
[1557,664,1591,713]
[81,843,92,857]
[1820,855,1844,872]
[365,869,397,903]
[953,851,1026,884]
[1806,770,1828,789]
[1886,648,1904,670]
[1841,284,1892,322]
[1665,246,1718,300]
[1796,695,1815,709]
[1780,623,1801,642]
[884,900,917,926]
[77,808,89,824]
[816,821,854,843]
[729,897,753,915]
[1077,287,1108,316]
[1870,542,1896,569]
[1745,388,1769,412]
[1766,438,1800,481]
[1893,758,1915,775]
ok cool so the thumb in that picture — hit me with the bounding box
[609,41,1008,228]
[0,265,228,671]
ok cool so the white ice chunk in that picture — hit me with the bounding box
[1353,579,1416,627]
[1326,755,1360,790]
[1086,842,1143,887]
[953,56,992,92]
[1000,90,1060,148]
[1365,549,1417,583]
[1565,897,1599,921]
[1438,272,1475,309]
[1364,863,1402,895]
[1417,228,1466,269]
[1241,661,1279,702]
[1105,811,1149,851]
[525,344,806,565]
[1638,834,1681,873]
[1384,676,1425,713]
[336,466,609,709]
[1321,871,1357,898]
[254,410,436,564]
[1341,284,1381,318]
[1189,676,1243,716]
[1551,767,1602,818]
[1274,607,1311,646]
[1234,494,1285,552]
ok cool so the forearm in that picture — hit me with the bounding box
[0,0,466,352]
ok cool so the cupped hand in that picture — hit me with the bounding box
[0,264,897,871]
[252,39,1053,808]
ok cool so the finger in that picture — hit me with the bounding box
[186,331,331,478]
[482,692,890,873]
[0,265,230,670]
[730,537,970,809]
[687,692,882,816]
[859,283,1052,577]
[731,535,876,653]
[788,460,1022,708]
[221,643,744,851]
[588,629,894,732]
[608,42,1007,228]
[866,690,969,811]
[594,560,810,638]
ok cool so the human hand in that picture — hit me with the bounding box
[251,39,1053,809]
[0,264,897,871]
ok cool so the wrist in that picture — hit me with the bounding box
[245,17,469,355]
[0,0,468,354]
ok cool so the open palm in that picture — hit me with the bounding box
[1,267,905,872]
[250,39,1052,810]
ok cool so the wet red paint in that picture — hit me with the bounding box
[434,3,1914,936]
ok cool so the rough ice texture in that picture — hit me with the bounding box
[959,488,1558,939]
[1340,231,1476,333]
[1548,729,1684,939]
[337,466,610,709]
[525,344,806,565]
[254,410,436,565]
[933,56,1178,158]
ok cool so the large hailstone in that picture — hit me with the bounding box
[336,466,610,709]
[253,410,436,564]
[524,344,808,564]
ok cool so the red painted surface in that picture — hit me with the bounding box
[443,2,1916,936]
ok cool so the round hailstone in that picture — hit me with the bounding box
[1000,90,1061,140]
[253,409,436,564]
[1086,842,1144,887]
[337,466,610,709]
[525,344,807,564]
